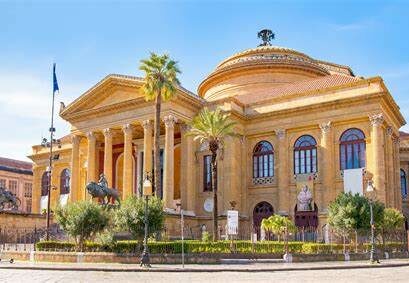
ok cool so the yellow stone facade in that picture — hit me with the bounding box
[29,44,407,235]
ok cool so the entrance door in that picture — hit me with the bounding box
[253,201,274,240]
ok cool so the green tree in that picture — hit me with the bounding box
[261,215,296,241]
[139,53,181,198]
[328,192,384,237]
[381,208,405,230]
[380,208,405,244]
[187,107,236,241]
[55,201,109,251]
[115,196,164,240]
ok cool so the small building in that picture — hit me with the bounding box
[28,34,407,236]
[0,157,33,213]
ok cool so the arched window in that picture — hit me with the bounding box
[253,141,274,180]
[340,128,366,170]
[401,169,407,198]
[60,169,70,195]
[41,172,49,197]
[294,135,317,175]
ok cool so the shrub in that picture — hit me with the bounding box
[201,231,211,242]
[114,196,164,240]
[55,201,110,251]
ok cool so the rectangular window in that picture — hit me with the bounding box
[24,183,32,198]
[203,155,213,192]
[312,148,317,173]
[0,179,6,188]
[8,180,17,196]
[253,157,258,178]
[26,199,32,213]
[269,154,274,177]
[347,144,353,169]
[294,151,300,175]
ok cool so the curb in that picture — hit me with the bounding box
[1,262,409,272]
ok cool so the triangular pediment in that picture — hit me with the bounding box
[60,74,145,118]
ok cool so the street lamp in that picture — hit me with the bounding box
[140,172,153,268]
[41,138,61,240]
[366,180,379,264]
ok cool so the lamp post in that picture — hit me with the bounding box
[140,172,153,268]
[40,138,61,240]
[366,180,378,264]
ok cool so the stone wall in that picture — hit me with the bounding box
[0,211,51,229]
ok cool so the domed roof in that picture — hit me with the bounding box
[215,45,324,72]
[198,31,354,100]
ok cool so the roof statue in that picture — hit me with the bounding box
[257,29,275,46]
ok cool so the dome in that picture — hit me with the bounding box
[198,44,350,101]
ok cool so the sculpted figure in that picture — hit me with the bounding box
[297,185,313,211]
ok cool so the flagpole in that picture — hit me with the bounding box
[46,65,57,241]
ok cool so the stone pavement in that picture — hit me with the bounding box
[1,258,409,272]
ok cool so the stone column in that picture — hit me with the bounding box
[180,124,196,211]
[386,127,394,207]
[276,128,289,215]
[70,135,81,202]
[319,121,333,212]
[86,131,97,183]
[103,128,113,187]
[394,137,403,210]
[142,120,153,176]
[122,124,133,199]
[369,113,386,203]
[163,115,177,209]
[31,166,42,213]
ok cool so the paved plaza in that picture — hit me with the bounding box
[1,266,409,283]
[1,260,409,282]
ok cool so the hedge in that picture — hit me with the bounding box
[35,240,406,254]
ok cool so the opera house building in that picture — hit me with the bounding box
[29,37,409,236]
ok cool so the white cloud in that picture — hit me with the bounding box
[0,71,86,161]
[331,20,374,32]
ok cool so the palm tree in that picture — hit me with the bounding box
[187,107,236,241]
[140,53,181,199]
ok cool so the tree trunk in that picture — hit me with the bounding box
[154,93,162,198]
[210,142,219,241]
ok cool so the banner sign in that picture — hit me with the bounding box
[343,168,364,195]
[227,210,239,235]
[296,174,314,211]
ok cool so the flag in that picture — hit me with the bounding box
[53,63,59,94]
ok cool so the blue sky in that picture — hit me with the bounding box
[0,0,409,161]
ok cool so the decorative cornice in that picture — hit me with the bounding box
[319,121,332,134]
[369,113,384,127]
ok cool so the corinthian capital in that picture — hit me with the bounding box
[163,115,177,129]
[103,128,113,138]
[319,121,332,134]
[122,124,133,135]
[369,113,384,127]
[386,126,393,137]
[71,135,81,146]
[142,120,153,130]
[275,128,286,140]
[180,123,191,133]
